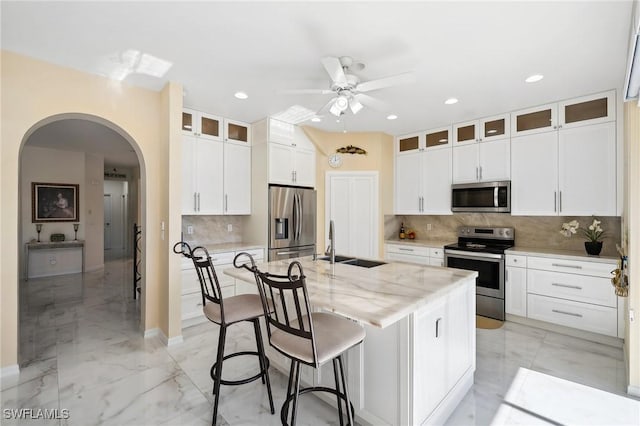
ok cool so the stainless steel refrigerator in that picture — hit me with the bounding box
[268,185,316,261]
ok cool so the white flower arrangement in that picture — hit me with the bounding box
[560,218,604,242]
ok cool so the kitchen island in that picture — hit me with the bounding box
[226,257,477,426]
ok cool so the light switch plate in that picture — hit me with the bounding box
[227,224,233,232]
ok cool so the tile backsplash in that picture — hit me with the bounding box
[386,214,621,257]
[181,215,246,244]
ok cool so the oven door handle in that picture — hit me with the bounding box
[445,249,504,261]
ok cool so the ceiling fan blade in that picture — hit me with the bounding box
[354,93,389,111]
[281,88,335,95]
[357,72,415,93]
[321,56,347,85]
[349,96,363,114]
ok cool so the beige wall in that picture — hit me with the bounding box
[623,101,640,395]
[1,50,181,368]
[302,127,394,257]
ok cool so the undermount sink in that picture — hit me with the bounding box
[341,258,387,268]
[317,256,386,268]
[318,255,355,263]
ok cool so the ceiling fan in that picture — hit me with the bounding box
[286,56,415,117]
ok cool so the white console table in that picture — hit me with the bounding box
[24,240,85,280]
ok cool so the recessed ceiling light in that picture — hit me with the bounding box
[525,74,544,83]
[234,91,248,99]
[387,114,398,120]
[444,98,458,105]
[311,117,322,122]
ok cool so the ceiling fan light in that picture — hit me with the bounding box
[330,96,349,116]
[349,97,363,114]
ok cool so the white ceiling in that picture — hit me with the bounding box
[1,1,634,140]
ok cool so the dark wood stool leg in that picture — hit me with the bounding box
[212,325,227,426]
[290,360,302,426]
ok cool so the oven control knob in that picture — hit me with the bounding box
[499,230,504,235]
[504,229,511,236]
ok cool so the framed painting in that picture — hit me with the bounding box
[32,182,79,222]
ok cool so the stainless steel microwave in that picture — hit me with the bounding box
[451,181,511,213]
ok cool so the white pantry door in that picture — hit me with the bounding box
[325,172,379,258]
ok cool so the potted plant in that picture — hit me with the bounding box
[559,218,605,255]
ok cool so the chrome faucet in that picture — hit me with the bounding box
[325,220,335,264]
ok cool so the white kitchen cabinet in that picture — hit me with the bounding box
[505,251,619,338]
[454,114,509,145]
[452,138,510,184]
[267,124,316,187]
[385,243,445,266]
[412,283,473,425]
[267,118,295,146]
[395,147,452,214]
[453,120,479,145]
[182,135,224,215]
[395,152,422,214]
[223,144,251,214]
[182,108,223,141]
[505,254,527,317]
[182,135,251,215]
[557,121,616,216]
[512,91,615,137]
[511,121,616,216]
[396,132,424,155]
[224,118,251,146]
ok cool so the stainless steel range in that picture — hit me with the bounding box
[444,226,515,321]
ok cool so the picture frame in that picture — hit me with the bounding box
[32,182,79,223]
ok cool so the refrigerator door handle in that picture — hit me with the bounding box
[292,192,299,241]
[296,193,302,240]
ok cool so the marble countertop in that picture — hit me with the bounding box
[385,238,454,248]
[225,257,477,329]
[506,246,618,263]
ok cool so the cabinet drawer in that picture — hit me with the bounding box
[386,251,429,265]
[506,254,527,268]
[429,248,444,259]
[527,294,617,337]
[527,269,616,308]
[182,292,205,321]
[428,257,444,267]
[527,256,615,278]
[242,248,264,260]
[386,244,430,257]
[208,251,235,266]
[181,268,200,295]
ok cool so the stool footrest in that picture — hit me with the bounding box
[210,351,270,387]
[280,386,355,426]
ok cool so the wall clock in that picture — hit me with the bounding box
[328,153,343,168]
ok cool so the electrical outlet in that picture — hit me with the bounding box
[187,225,194,235]
[227,224,233,232]
[427,223,432,231]
[49,256,57,265]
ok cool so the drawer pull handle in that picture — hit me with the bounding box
[551,263,582,269]
[552,283,583,290]
[398,248,414,252]
[552,309,582,318]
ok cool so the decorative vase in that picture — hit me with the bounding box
[584,241,603,256]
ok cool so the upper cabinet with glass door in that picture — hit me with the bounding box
[182,108,223,141]
[224,119,251,146]
[453,120,478,145]
[425,126,452,150]
[454,114,509,144]
[512,90,615,137]
[395,132,424,155]
[558,90,615,130]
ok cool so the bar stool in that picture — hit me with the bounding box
[234,253,365,426]
[173,243,274,425]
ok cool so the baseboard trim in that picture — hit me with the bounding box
[628,384,640,397]
[85,264,104,272]
[154,329,184,347]
[144,328,160,339]
[505,314,623,347]
[1,364,20,377]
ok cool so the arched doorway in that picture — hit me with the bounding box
[17,113,147,364]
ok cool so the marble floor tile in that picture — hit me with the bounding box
[2,251,632,426]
